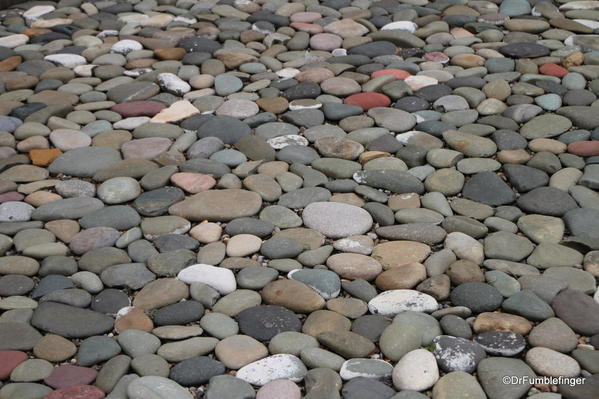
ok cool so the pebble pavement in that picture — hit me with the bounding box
[0,0,598,398]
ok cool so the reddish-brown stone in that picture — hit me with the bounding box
[568,141,599,157]
[154,48,186,60]
[44,385,105,399]
[114,307,154,333]
[371,68,411,80]
[344,92,392,110]
[110,101,166,117]
[30,148,63,166]
[539,63,569,78]
[0,350,27,379]
[0,191,24,203]
[0,56,21,72]
[44,365,97,389]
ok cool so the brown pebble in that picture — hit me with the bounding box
[154,48,186,60]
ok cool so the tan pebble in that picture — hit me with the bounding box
[563,51,584,68]
[359,151,390,164]
[25,191,61,206]
[473,312,533,335]
[45,219,80,243]
[330,193,365,207]
[190,222,223,243]
[497,149,531,164]
[375,262,427,290]
[529,138,567,154]
[388,193,421,211]
[189,74,214,89]
[33,334,77,362]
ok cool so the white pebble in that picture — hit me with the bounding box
[44,54,87,68]
[177,264,237,294]
[368,289,438,316]
[392,349,439,391]
[236,354,307,386]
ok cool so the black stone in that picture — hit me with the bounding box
[178,37,222,54]
[283,82,321,101]
[342,378,396,399]
[133,187,185,217]
[154,234,199,252]
[77,336,122,366]
[450,282,503,313]
[169,357,226,386]
[196,116,251,145]
[499,42,550,58]
[432,335,487,373]
[474,331,526,357]
[393,96,430,112]
[564,208,599,240]
[225,217,275,238]
[503,164,549,192]
[517,187,578,216]
[351,315,391,342]
[462,171,517,206]
[348,41,397,57]
[0,275,34,296]
[10,102,46,120]
[153,300,204,326]
[91,289,130,314]
[31,302,114,338]
[238,305,302,341]
[31,275,74,299]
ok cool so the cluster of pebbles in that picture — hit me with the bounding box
[0,0,599,398]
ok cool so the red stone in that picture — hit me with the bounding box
[0,351,27,380]
[568,141,599,157]
[371,68,411,80]
[44,365,97,389]
[539,63,569,78]
[45,385,105,399]
[344,92,392,110]
[110,101,166,117]
[0,191,24,204]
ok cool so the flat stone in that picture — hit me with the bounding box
[169,189,262,221]
[31,302,113,338]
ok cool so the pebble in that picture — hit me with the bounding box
[392,349,439,391]
[236,354,307,386]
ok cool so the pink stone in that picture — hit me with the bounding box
[68,227,120,255]
[170,172,216,193]
[121,137,171,160]
[371,68,411,80]
[568,141,599,157]
[111,101,166,117]
[290,12,322,23]
[450,27,474,38]
[44,385,105,399]
[44,365,98,390]
[0,351,27,379]
[309,33,343,51]
[0,191,24,203]
[290,22,324,34]
[423,51,450,63]
[257,380,302,399]
[344,92,392,110]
